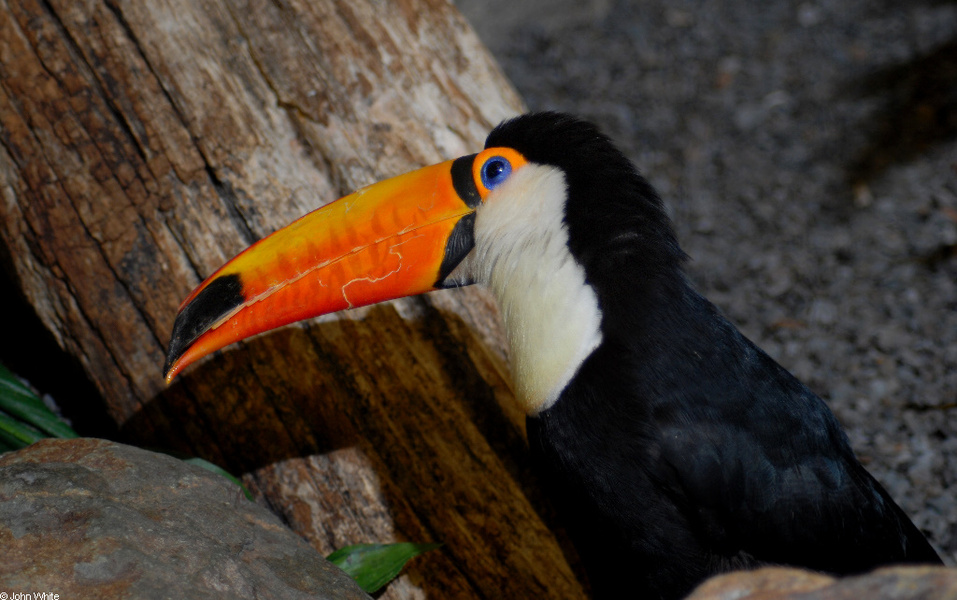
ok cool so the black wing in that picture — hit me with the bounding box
[655,335,941,573]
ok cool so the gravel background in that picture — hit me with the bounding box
[457,0,957,563]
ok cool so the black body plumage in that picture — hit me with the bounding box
[489,113,941,599]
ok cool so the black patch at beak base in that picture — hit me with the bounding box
[435,212,476,288]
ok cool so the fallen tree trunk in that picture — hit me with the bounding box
[0,0,587,596]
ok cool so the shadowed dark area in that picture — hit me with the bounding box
[847,38,957,184]
[0,262,118,442]
[123,302,588,598]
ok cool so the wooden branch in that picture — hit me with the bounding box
[0,0,586,597]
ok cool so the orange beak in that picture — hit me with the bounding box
[163,155,484,382]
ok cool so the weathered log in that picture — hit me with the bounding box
[0,0,587,597]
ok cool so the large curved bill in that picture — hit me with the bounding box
[163,157,479,382]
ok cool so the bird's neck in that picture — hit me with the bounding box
[470,165,604,415]
[490,242,603,416]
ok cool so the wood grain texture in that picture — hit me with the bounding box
[0,0,587,597]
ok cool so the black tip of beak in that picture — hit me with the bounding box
[163,273,245,379]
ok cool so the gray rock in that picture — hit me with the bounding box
[0,438,370,600]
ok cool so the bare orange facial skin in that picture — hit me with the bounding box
[471,148,529,201]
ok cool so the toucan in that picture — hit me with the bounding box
[164,112,942,599]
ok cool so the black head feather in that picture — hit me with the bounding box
[486,112,688,321]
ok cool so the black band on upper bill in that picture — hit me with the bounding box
[451,154,481,209]
[164,274,244,377]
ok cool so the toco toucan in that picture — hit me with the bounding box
[164,112,942,599]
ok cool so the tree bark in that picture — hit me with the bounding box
[0,1,586,597]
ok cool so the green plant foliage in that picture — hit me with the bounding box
[0,362,77,451]
[327,542,442,594]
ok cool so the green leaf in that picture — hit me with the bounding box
[182,456,254,501]
[0,410,46,449]
[0,363,78,440]
[327,542,442,594]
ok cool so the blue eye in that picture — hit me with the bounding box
[480,156,512,190]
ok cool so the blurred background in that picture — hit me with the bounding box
[457,0,957,563]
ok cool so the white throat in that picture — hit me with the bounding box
[464,164,603,415]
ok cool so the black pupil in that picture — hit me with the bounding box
[486,160,505,180]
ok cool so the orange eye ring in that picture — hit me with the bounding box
[472,147,528,200]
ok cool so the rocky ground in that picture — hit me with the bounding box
[457,0,957,562]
